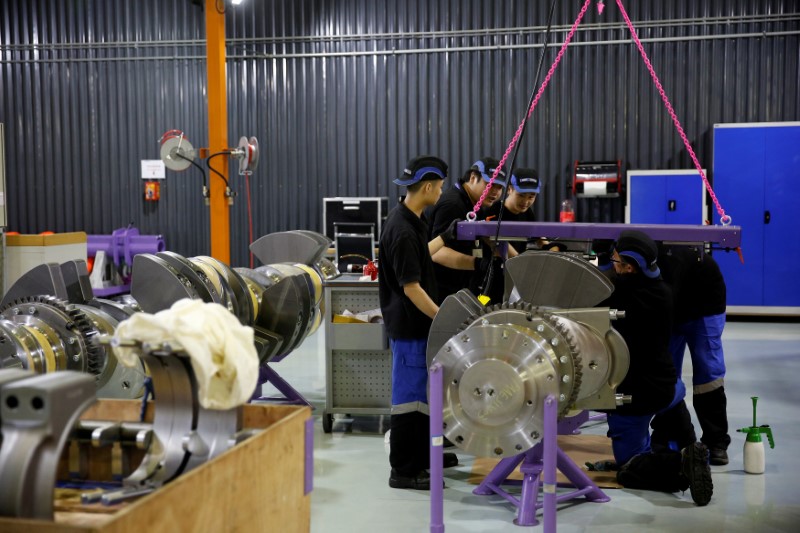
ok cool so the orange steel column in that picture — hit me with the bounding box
[205,0,231,263]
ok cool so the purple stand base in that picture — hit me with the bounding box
[428,367,608,532]
[250,364,312,407]
[472,411,610,530]
[429,363,446,533]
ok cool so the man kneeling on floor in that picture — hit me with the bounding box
[597,230,714,506]
[379,155,460,490]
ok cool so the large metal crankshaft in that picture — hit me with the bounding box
[427,252,630,458]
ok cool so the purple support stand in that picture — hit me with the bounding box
[250,364,312,407]
[304,417,314,495]
[473,409,610,529]
[429,363,445,533]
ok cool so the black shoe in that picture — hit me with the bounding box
[443,436,456,449]
[681,442,714,506]
[709,448,729,466]
[443,452,459,468]
[389,469,431,490]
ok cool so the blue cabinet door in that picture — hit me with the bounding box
[712,126,766,306]
[628,172,705,225]
[629,174,666,224]
[665,174,705,225]
[763,126,800,306]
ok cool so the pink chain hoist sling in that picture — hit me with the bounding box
[469,0,731,226]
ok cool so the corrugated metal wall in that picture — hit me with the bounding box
[2,0,799,267]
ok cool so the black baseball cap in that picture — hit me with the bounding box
[510,168,541,194]
[616,230,661,278]
[394,155,448,186]
[470,156,507,187]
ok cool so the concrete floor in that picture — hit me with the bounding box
[265,319,800,532]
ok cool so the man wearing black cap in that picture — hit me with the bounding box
[484,168,541,256]
[599,230,714,506]
[426,156,507,304]
[379,155,458,490]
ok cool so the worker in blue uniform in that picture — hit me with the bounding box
[654,246,731,465]
[426,157,507,304]
[379,155,459,490]
[598,230,713,506]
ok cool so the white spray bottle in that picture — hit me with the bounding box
[737,396,775,474]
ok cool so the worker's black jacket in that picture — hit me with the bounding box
[379,202,438,339]
[426,183,485,304]
[658,246,727,324]
[600,273,677,416]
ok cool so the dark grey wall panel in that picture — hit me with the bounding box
[2,0,799,267]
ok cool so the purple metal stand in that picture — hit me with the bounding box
[304,417,314,495]
[473,410,610,529]
[429,363,445,533]
[88,225,166,297]
[251,364,311,407]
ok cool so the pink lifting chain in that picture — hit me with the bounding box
[469,0,593,220]
[615,0,730,225]
[471,0,731,226]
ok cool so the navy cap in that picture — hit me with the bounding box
[510,168,541,194]
[616,230,661,279]
[471,157,506,187]
[394,155,448,186]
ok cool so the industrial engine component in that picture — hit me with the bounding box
[130,230,335,363]
[81,338,254,505]
[427,252,630,459]
[0,261,144,399]
[0,231,336,398]
[0,370,96,519]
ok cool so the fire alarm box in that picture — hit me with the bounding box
[144,180,160,201]
[141,159,166,202]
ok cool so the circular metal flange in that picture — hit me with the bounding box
[459,303,582,417]
[433,323,560,458]
[0,295,104,377]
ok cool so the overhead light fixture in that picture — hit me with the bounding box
[231,0,244,5]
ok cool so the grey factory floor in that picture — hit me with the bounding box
[261,319,800,533]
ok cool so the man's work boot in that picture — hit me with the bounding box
[681,442,714,506]
[389,469,431,490]
[709,448,729,466]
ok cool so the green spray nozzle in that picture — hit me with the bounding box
[737,396,776,449]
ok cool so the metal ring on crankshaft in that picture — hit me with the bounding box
[433,323,561,458]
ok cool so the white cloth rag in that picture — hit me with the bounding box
[113,298,259,410]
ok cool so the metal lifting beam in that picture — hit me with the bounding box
[455,221,742,248]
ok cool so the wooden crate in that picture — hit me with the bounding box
[0,399,312,533]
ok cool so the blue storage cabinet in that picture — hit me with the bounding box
[626,170,707,224]
[712,122,800,315]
